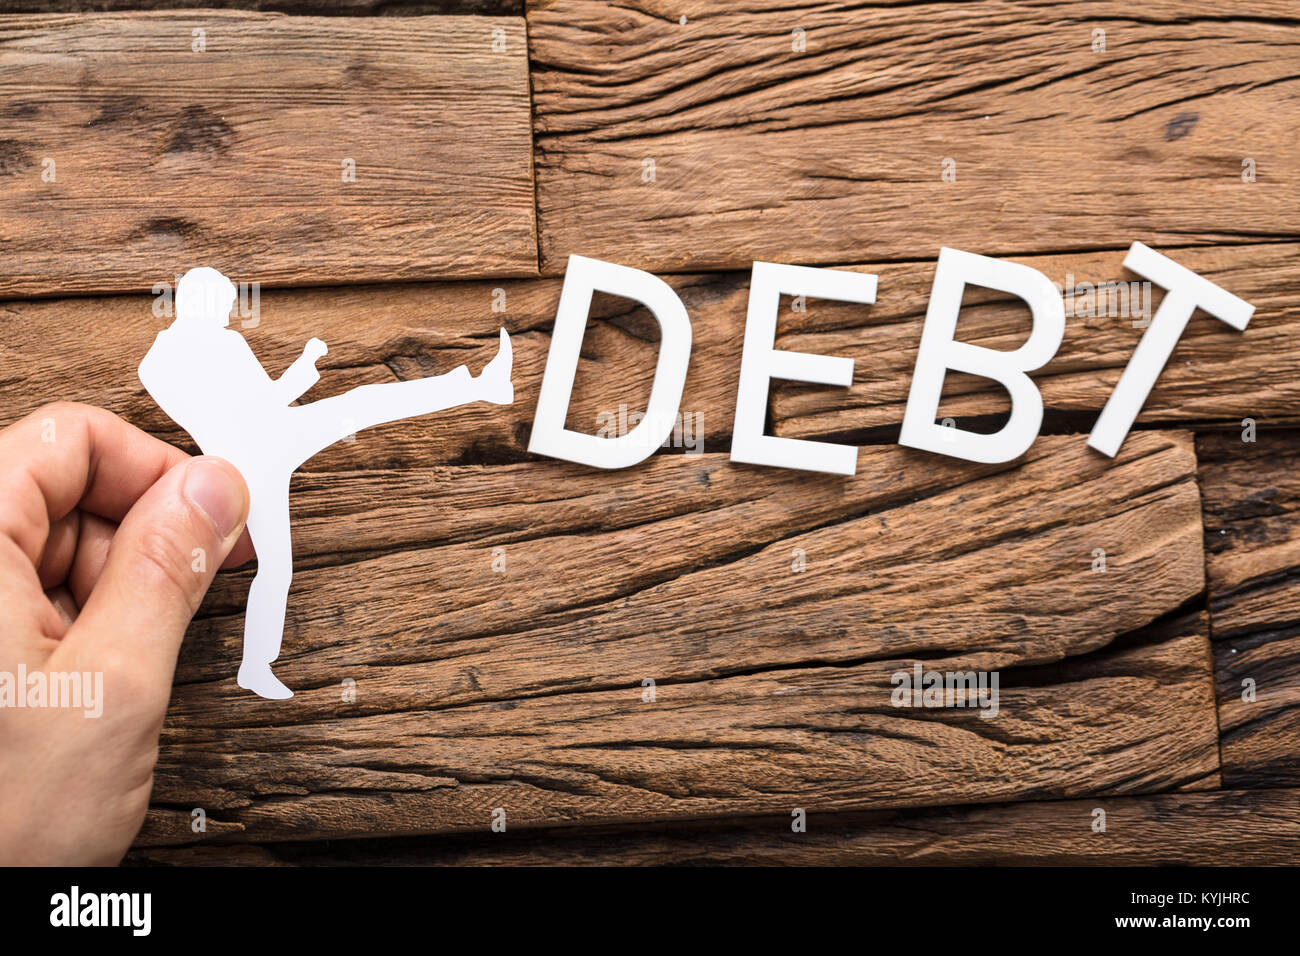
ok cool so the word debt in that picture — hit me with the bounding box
[527,243,1255,475]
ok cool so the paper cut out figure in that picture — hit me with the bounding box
[139,267,514,700]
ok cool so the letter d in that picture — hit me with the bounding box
[529,255,692,468]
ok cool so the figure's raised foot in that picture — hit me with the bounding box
[237,661,295,700]
[479,327,513,405]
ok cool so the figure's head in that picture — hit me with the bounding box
[175,267,237,329]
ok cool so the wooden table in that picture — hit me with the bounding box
[0,0,1296,865]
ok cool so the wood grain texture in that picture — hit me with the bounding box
[1,240,1288,475]
[0,0,1279,861]
[0,272,743,468]
[770,242,1299,443]
[528,0,1300,275]
[0,2,518,13]
[0,11,537,296]
[128,787,1299,865]
[129,432,1215,845]
[1199,430,1300,788]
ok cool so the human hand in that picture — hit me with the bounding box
[0,403,252,865]
[305,337,328,362]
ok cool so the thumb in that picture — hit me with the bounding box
[67,457,249,695]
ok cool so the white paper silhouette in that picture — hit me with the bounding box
[139,267,514,700]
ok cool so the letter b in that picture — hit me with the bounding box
[900,248,1065,464]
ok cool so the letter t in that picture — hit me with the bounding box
[1088,242,1255,457]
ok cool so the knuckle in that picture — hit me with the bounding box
[31,399,92,425]
[26,401,97,445]
[34,399,80,417]
[27,400,73,430]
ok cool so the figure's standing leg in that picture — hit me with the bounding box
[236,476,295,700]
[231,331,514,699]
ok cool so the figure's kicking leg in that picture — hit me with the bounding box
[289,328,513,465]
[236,478,296,700]
[348,327,511,419]
[478,327,513,405]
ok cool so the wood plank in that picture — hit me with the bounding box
[4,2,518,13]
[1199,430,1300,788]
[0,272,744,470]
[771,242,1300,442]
[1,241,1290,476]
[143,615,1219,845]
[0,11,537,296]
[528,0,1300,275]
[129,432,1214,844]
[128,787,1300,865]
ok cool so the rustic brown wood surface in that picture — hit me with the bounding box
[142,613,1218,844]
[0,1,516,12]
[127,787,1300,866]
[0,11,537,296]
[0,3,1293,866]
[1,239,1291,472]
[0,274,743,468]
[1199,430,1300,789]
[127,433,1215,845]
[528,0,1300,275]
[771,243,1300,442]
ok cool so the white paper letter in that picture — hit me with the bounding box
[1088,242,1254,456]
[899,247,1065,464]
[730,263,874,475]
[529,255,692,469]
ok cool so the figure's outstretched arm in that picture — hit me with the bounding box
[272,338,327,405]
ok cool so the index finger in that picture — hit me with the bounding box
[0,402,188,567]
